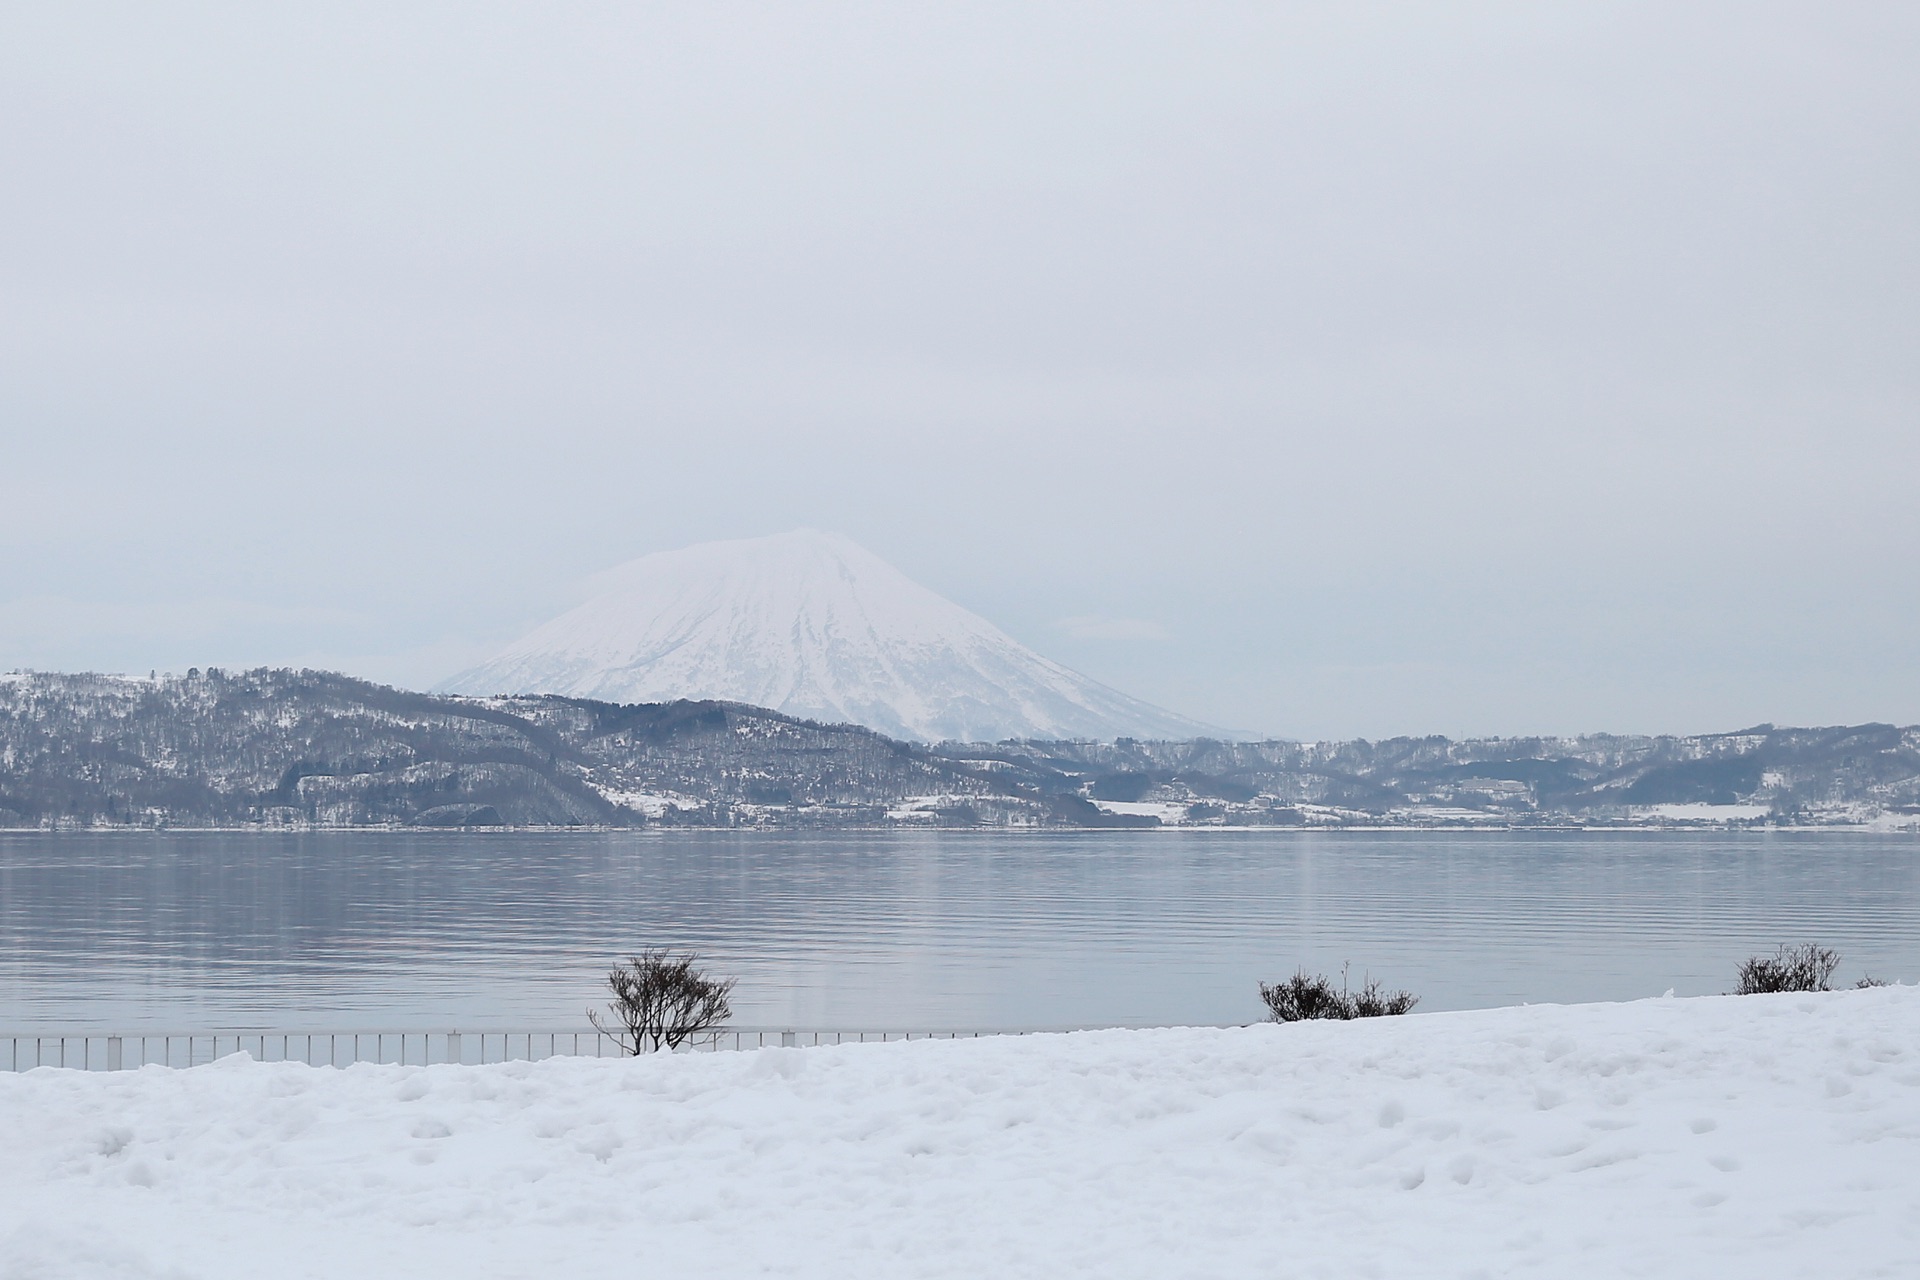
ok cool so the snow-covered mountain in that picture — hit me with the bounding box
[437,530,1224,743]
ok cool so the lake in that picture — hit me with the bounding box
[1,829,1915,1033]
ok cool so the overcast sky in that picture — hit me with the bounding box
[3,2,1916,740]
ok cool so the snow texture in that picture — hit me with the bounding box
[438,529,1221,743]
[5,988,1917,1278]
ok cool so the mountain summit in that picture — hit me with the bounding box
[437,530,1222,743]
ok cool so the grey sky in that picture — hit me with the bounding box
[3,2,1915,739]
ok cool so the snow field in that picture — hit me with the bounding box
[3,987,1917,1279]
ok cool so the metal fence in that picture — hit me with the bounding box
[1,1027,1025,1072]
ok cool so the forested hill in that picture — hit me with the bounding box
[1,669,1916,830]
[0,669,1079,829]
[956,728,1920,829]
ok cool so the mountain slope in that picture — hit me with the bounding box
[437,531,1222,743]
[3,671,1915,829]
[0,669,1143,829]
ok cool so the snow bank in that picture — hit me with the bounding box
[4,989,1917,1279]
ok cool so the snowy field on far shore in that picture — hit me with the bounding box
[4,989,1917,1279]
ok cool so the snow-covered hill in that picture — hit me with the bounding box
[437,531,1222,743]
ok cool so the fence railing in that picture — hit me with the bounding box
[0,1027,1031,1072]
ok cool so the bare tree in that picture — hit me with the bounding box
[589,949,736,1054]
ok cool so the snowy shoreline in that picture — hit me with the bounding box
[5,989,1916,1278]
[8,820,1920,834]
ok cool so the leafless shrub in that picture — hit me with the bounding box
[1260,965,1419,1022]
[1855,975,1889,989]
[589,949,736,1054]
[1734,943,1841,995]
[1260,970,1350,1021]
[1350,977,1421,1017]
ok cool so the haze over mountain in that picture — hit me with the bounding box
[438,531,1224,743]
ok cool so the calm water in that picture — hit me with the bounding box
[1,830,1915,1032]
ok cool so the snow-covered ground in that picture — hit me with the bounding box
[4,989,1916,1279]
[1640,803,1773,823]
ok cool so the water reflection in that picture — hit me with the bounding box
[1,830,1914,1031]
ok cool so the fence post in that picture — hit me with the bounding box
[107,1036,123,1071]
[447,1031,460,1066]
